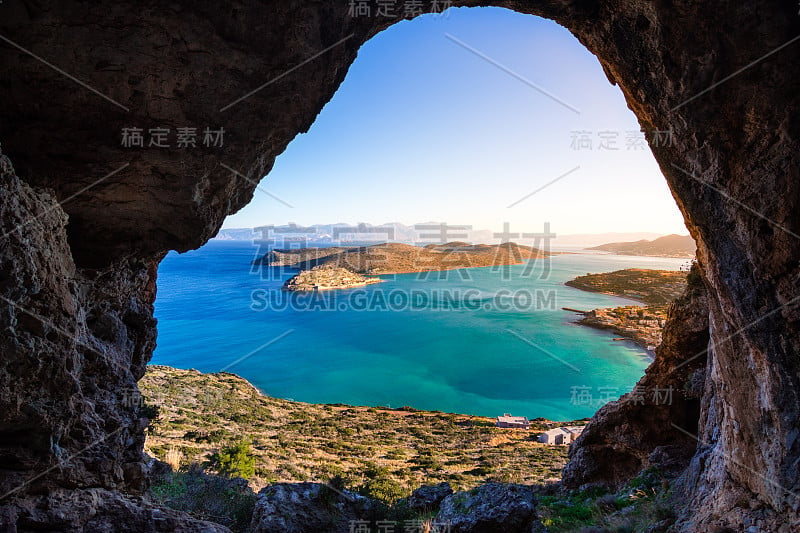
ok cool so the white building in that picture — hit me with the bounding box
[496,413,530,429]
[538,426,585,445]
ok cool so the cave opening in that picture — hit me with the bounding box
[149,7,691,431]
[1,1,797,530]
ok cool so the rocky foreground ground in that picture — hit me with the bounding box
[140,367,678,532]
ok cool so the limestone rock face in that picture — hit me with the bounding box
[0,147,221,530]
[0,145,155,495]
[0,488,230,533]
[436,483,544,533]
[249,483,378,533]
[405,482,454,514]
[0,1,798,531]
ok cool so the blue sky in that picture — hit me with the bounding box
[223,7,687,236]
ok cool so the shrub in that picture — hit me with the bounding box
[358,464,408,504]
[359,476,407,505]
[149,465,256,533]
[140,401,160,421]
[209,440,256,479]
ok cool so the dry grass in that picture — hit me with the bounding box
[140,366,578,494]
[565,269,687,306]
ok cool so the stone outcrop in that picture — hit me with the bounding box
[0,489,230,533]
[404,482,454,514]
[0,1,798,531]
[436,483,545,533]
[249,483,378,533]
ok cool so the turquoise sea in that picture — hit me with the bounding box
[151,241,686,420]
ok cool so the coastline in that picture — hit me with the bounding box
[563,303,665,356]
[562,269,687,355]
[563,281,650,305]
[283,277,384,292]
[259,242,555,281]
[281,266,384,292]
[155,249,665,421]
[567,309,656,355]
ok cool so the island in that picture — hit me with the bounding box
[565,269,689,350]
[282,265,383,291]
[258,241,551,275]
[587,234,696,258]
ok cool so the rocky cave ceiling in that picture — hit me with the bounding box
[0,1,798,531]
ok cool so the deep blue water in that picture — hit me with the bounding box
[151,241,686,420]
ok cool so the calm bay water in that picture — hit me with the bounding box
[151,241,686,420]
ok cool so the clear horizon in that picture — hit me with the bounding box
[218,223,686,236]
[222,7,689,236]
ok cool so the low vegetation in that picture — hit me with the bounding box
[565,269,688,306]
[537,468,676,532]
[141,366,577,497]
[141,367,681,531]
[149,465,257,532]
[209,440,257,479]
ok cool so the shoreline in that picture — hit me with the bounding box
[144,365,588,425]
[563,306,654,353]
[259,242,556,281]
[571,312,656,355]
[276,256,553,277]
[561,269,687,355]
[563,281,650,306]
[282,277,384,292]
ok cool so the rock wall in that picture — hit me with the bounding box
[0,1,798,531]
[0,147,221,530]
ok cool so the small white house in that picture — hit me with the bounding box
[496,413,530,429]
[538,426,585,445]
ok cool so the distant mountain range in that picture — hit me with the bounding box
[214,224,678,249]
[215,223,493,244]
[587,234,696,258]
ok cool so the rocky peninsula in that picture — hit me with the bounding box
[565,269,687,305]
[565,269,689,350]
